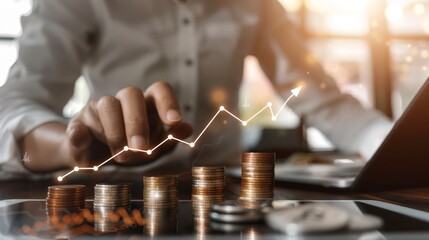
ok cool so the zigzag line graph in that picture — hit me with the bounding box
[57,86,302,181]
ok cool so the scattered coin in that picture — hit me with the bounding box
[212,200,249,214]
[265,203,349,235]
[212,200,272,214]
[347,213,383,232]
[211,200,270,224]
[210,210,264,223]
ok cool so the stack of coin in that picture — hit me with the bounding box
[192,166,225,205]
[143,175,179,236]
[46,185,86,217]
[240,152,275,208]
[94,183,132,233]
[94,183,132,208]
[192,166,225,235]
[143,175,178,208]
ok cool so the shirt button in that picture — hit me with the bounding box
[183,18,190,25]
[184,104,192,112]
[185,59,193,66]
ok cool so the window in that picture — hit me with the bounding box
[0,0,31,86]
[0,0,88,117]
[281,0,428,118]
[386,0,429,118]
[241,0,429,150]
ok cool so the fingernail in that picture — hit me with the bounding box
[166,109,181,122]
[131,135,146,149]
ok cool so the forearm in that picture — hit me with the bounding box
[19,122,71,173]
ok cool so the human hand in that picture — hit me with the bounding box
[64,81,192,167]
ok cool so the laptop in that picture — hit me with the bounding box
[229,78,429,192]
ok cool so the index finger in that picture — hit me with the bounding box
[145,81,182,126]
[116,87,150,150]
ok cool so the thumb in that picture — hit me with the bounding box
[67,120,92,150]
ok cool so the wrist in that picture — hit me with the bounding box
[20,122,71,173]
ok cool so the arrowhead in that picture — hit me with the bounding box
[291,86,302,97]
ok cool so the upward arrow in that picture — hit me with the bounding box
[291,86,302,97]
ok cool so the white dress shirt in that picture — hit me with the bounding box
[0,0,392,180]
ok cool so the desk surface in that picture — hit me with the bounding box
[2,172,429,239]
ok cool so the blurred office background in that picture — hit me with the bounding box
[1,0,428,152]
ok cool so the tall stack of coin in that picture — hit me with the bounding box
[94,183,132,233]
[46,185,86,217]
[240,152,275,208]
[143,175,178,236]
[192,166,225,235]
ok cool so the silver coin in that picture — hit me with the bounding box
[212,200,248,214]
[210,222,256,233]
[210,211,264,223]
[265,203,349,235]
[347,213,383,232]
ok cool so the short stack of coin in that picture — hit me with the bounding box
[192,166,225,235]
[94,183,132,233]
[240,152,275,208]
[143,175,179,236]
[46,185,86,217]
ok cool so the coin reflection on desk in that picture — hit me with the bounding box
[192,166,225,236]
[143,206,178,236]
[46,185,86,221]
[93,183,132,233]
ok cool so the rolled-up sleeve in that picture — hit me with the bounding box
[254,0,392,156]
[0,0,95,179]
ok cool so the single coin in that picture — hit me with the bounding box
[265,204,349,235]
[212,200,249,214]
[210,211,264,223]
[347,213,383,232]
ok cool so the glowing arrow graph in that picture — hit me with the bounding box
[57,86,302,181]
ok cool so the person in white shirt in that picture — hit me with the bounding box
[0,0,393,180]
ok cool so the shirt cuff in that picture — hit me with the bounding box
[0,109,65,180]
